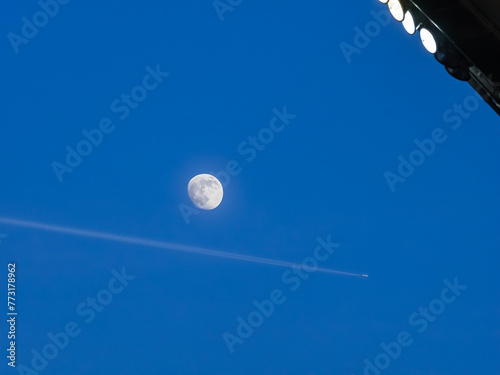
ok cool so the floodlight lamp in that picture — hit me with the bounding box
[378,0,389,3]
[388,0,404,21]
[402,10,415,34]
[420,28,437,53]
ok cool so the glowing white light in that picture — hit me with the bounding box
[402,10,416,34]
[420,28,437,53]
[388,0,404,21]
[378,0,389,3]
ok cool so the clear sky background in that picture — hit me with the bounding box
[1,1,499,374]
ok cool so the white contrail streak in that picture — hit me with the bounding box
[0,217,367,277]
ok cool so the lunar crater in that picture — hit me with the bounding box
[187,174,223,210]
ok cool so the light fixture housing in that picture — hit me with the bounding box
[420,28,438,53]
[446,66,471,81]
[402,10,416,34]
[388,0,404,22]
[436,46,472,81]
[435,48,464,69]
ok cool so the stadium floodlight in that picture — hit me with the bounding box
[402,10,416,34]
[401,7,426,35]
[376,0,500,115]
[420,28,437,53]
[388,0,404,22]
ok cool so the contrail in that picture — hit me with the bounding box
[0,217,367,277]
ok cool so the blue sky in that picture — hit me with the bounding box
[1,1,499,374]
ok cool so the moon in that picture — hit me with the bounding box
[187,174,223,210]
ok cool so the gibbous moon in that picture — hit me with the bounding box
[187,174,223,210]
